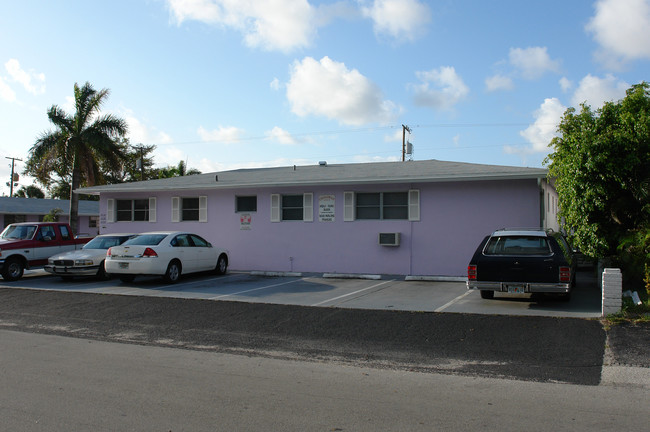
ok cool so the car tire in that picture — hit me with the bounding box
[96,261,109,280]
[163,260,182,284]
[480,290,494,299]
[119,275,136,283]
[215,254,228,275]
[1,257,24,281]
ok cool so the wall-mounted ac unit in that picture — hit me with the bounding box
[378,232,400,246]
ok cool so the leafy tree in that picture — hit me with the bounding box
[42,208,63,222]
[26,82,128,234]
[100,139,157,183]
[156,160,201,178]
[13,185,45,199]
[545,83,650,289]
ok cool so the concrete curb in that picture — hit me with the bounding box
[405,275,466,282]
[249,271,303,277]
[322,273,382,280]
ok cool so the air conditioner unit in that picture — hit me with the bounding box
[378,232,400,247]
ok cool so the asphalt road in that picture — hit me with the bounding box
[1,286,648,386]
[2,330,649,432]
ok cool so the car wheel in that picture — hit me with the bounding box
[480,290,494,299]
[119,275,136,283]
[163,260,182,283]
[1,257,24,281]
[96,261,109,280]
[215,254,228,275]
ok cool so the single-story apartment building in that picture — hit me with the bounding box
[0,197,100,236]
[77,159,559,277]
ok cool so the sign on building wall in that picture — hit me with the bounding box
[240,213,251,230]
[318,194,335,222]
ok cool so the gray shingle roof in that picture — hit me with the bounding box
[76,159,548,194]
[0,197,99,215]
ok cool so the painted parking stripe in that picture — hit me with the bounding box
[434,290,474,312]
[311,280,394,307]
[209,277,306,299]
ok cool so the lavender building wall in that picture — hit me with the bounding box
[98,178,543,277]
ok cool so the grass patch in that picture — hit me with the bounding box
[606,289,650,324]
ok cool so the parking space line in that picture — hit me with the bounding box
[311,280,394,307]
[434,290,473,312]
[209,277,305,299]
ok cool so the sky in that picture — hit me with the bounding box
[1,0,649,196]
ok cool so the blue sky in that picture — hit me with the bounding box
[1,0,649,196]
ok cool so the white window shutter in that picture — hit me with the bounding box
[408,189,420,221]
[270,194,280,222]
[199,196,208,222]
[171,197,180,222]
[344,192,355,221]
[106,199,115,223]
[303,193,313,222]
[149,197,157,222]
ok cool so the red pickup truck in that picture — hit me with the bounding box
[0,222,92,281]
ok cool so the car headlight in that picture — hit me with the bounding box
[74,260,95,266]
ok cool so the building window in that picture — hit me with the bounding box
[182,197,200,221]
[355,192,408,220]
[172,196,207,222]
[282,194,304,221]
[236,196,257,212]
[89,216,99,228]
[116,199,150,221]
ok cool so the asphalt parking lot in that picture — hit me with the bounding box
[3,268,602,318]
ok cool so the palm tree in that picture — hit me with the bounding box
[28,82,127,234]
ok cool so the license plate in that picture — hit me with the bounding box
[506,284,525,294]
[119,262,129,269]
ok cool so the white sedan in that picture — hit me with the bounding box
[105,232,228,283]
[45,233,135,280]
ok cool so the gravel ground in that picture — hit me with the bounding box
[1,287,647,386]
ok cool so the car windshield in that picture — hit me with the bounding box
[483,236,551,256]
[1,225,37,240]
[83,235,131,250]
[122,234,167,246]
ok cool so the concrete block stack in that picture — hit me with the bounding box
[602,268,622,316]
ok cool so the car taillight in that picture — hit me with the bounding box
[559,266,571,282]
[142,247,158,258]
[468,265,477,280]
[106,247,112,256]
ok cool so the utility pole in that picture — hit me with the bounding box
[5,156,22,197]
[401,124,411,161]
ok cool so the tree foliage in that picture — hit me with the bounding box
[545,83,650,263]
[13,185,45,199]
[26,82,128,233]
[156,160,201,178]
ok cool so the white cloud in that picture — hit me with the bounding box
[586,0,650,65]
[361,0,431,41]
[512,98,566,155]
[166,0,316,53]
[383,128,403,142]
[0,76,16,102]
[124,112,173,145]
[270,77,280,91]
[197,125,245,143]
[410,66,469,110]
[559,77,573,93]
[4,59,45,95]
[286,56,398,125]
[265,126,297,145]
[509,47,560,80]
[570,74,629,108]
[485,74,514,92]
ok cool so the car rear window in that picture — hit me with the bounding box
[122,234,167,246]
[483,236,552,256]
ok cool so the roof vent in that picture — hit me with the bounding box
[215,175,218,182]
[319,161,327,166]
